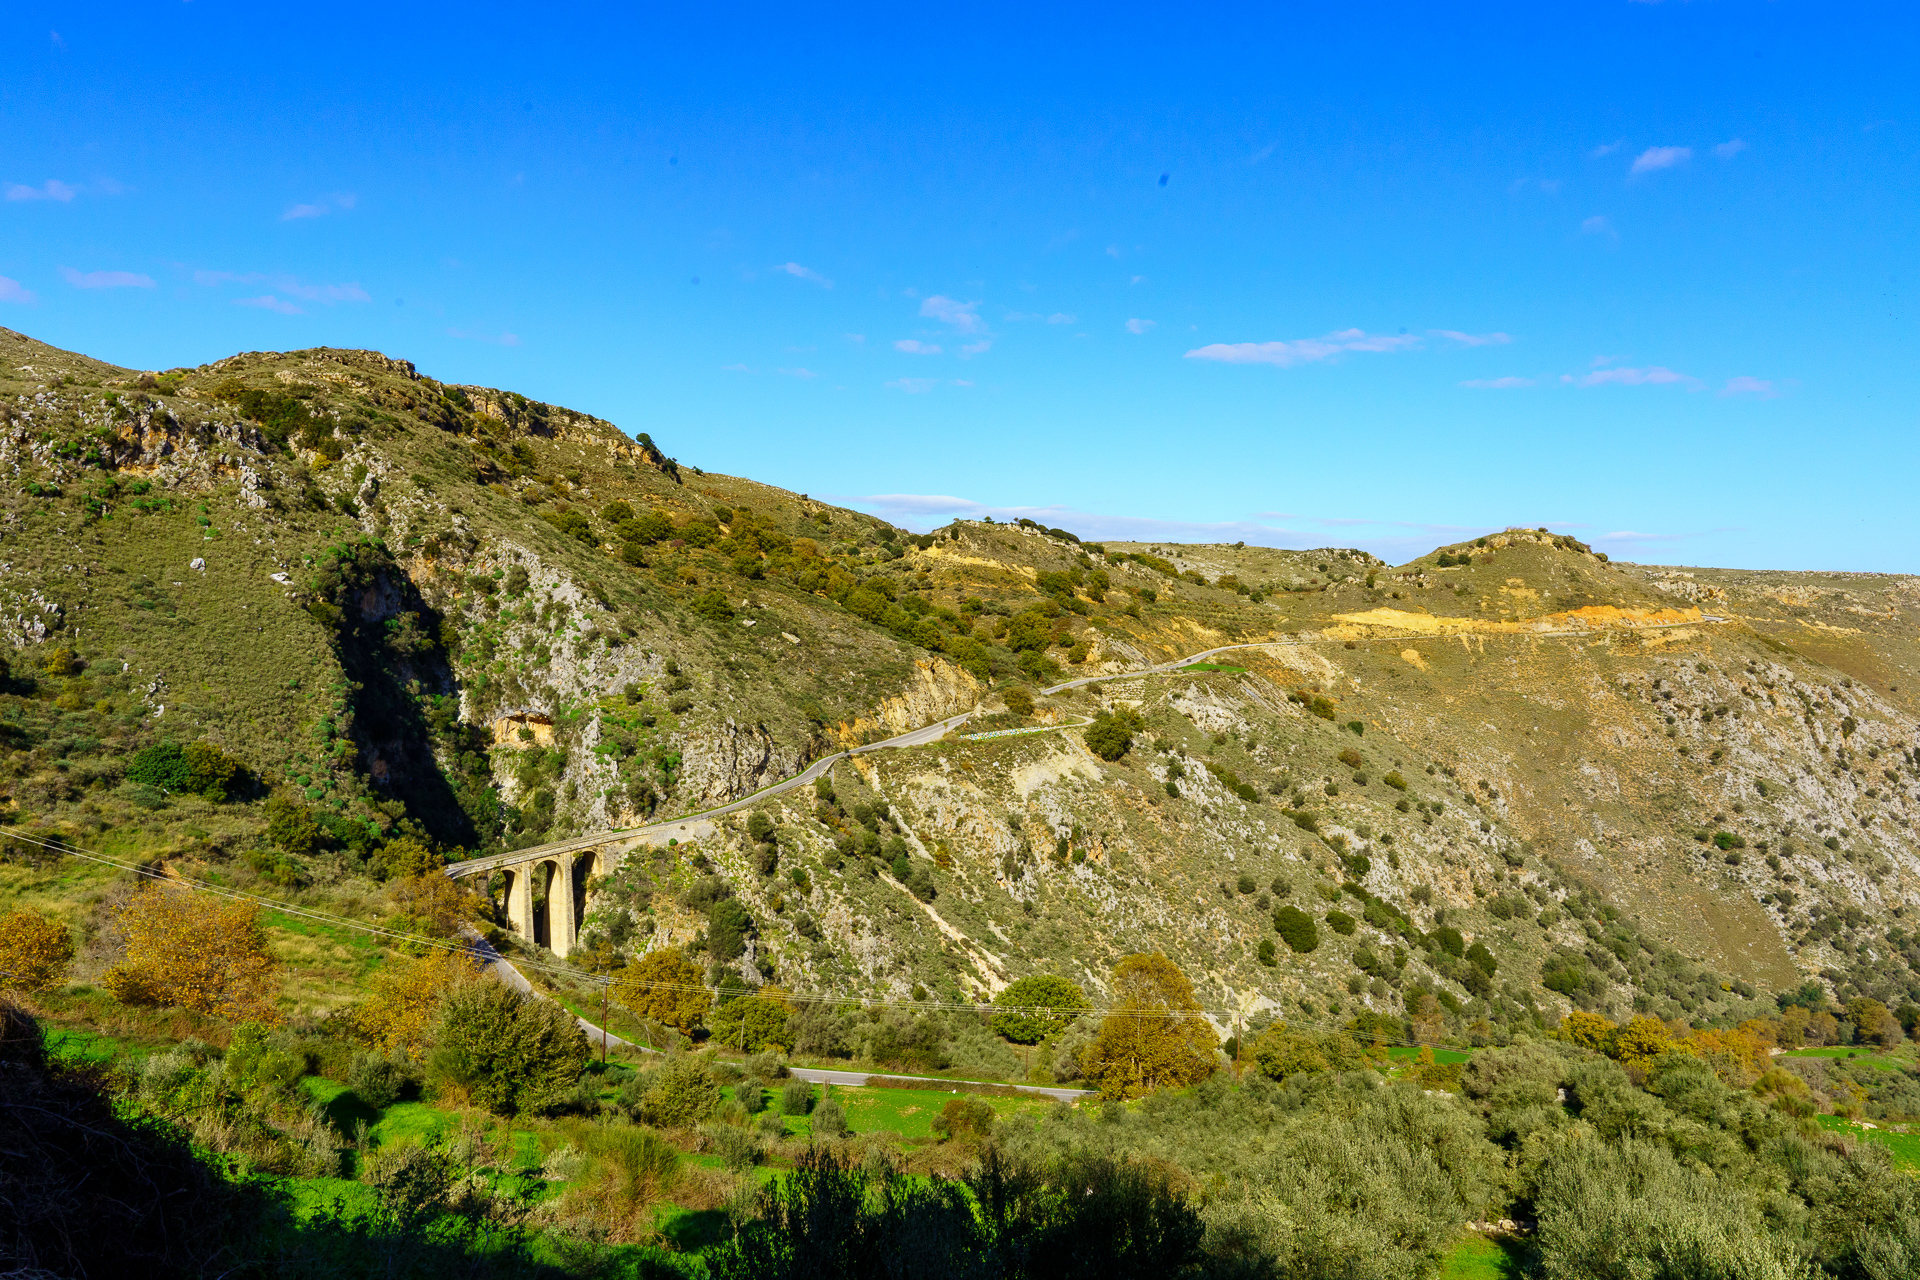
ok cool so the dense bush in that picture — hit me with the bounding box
[428,981,588,1115]
[126,739,248,801]
[991,975,1091,1044]
[1273,906,1319,953]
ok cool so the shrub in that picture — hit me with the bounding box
[1465,942,1497,976]
[1274,906,1319,953]
[1256,940,1277,967]
[1338,748,1363,769]
[428,980,589,1115]
[703,1123,764,1171]
[347,1051,410,1109]
[1249,1026,1330,1082]
[780,1079,814,1115]
[931,1095,996,1142]
[991,975,1091,1044]
[614,949,715,1033]
[350,949,482,1062]
[812,1089,849,1136]
[638,1059,721,1128]
[264,791,323,854]
[1003,686,1035,717]
[1384,771,1408,790]
[691,590,736,624]
[709,993,794,1053]
[126,740,247,801]
[0,911,73,992]
[1431,926,1465,958]
[1325,910,1357,936]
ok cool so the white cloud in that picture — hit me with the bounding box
[958,340,992,357]
[282,193,356,221]
[1714,139,1748,159]
[1184,328,1421,368]
[1590,139,1626,158]
[1105,245,1121,258]
[894,339,943,355]
[1564,365,1697,388]
[777,261,832,288]
[1461,376,1535,389]
[776,366,817,378]
[59,267,154,289]
[1049,313,1075,324]
[1720,375,1778,398]
[844,333,865,344]
[952,379,975,387]
[447,328,522,346]
[1581,215,1617,239]
[1631,146,1692,174]
[234,295,302,314]
[884,377,938,394]
[5,179,78,202]
[919,295,984,333]
[192,271,368,303]
[1125,318,1155,335]
[0,275,36,304]
[1130,275,1146,284]
[1430,329,1510,346]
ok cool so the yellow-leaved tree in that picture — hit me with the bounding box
[350,947,483,1062]
[1082,952,1219,1099]
[103,884,279,1022]
[612,948,712,1033]
[0,910,75,992]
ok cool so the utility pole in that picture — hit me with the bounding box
[600,977,610,1065]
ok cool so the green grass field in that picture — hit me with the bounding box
[1815,1114,1920,1170]
[1781,1046,1910,1073]
[1386,1045,1471,1064]
[1438,1233,1527,1280]
[1180,662,1248,673]
[826,1083,1054,1139]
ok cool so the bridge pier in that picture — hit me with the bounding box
[485,848,601,959]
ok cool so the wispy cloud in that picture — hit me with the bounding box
[1713,139,1748,159]
[59,267,154,289]
[447,328,521,346]
[720,363,754,373]
[1461,376,1535,389]
[1004,311,1078,324]
[1430,329,1510,347]
[893,339,942,355]
[1720,375,1778,398]
[1590,139,1626,158]
[193,271,370,303]
[5,179,78,202]
[1126,318,1155,335]
[1580,215,1617,240]
[1184,328,1421,368]
[777,261,832,288]
[776,366,817,378]
[0,276,36,304]
[1564,365,1698,389]
[1631,146,1691,174]
[958,340,991,357]
[235,295,302,315]
[282,193,356,221]
[920,295,985,334]
[884,377,938,394]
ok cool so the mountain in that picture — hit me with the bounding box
[3,325,1917,1041]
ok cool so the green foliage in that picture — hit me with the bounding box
[126,740,248,801]
[265,791,323,854]
[1465,942,1497,976]
[633,1058,720,1127]
[990,975,1091,1044]
[1274,905,1319,953]
[1325,910,1357,936]
[540,508,596,545]
[1431,926,1465,959]
[1085,708,1144,761]
[427,980,588,1115]
[691,590,736,624]
[1383,771,1408,790]
[1003,686,1035,717]
[708,897,752,961]
[930,1095,996,1141]
[1204,761,1260,802]
[709,995,794,1052]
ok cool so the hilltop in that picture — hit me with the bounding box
[2,324,1918,1045]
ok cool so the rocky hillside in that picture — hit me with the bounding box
[3,326,1916,1046]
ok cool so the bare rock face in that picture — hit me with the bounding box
[678,719,810,810]
[835,658,980,743]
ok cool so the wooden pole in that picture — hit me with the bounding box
[600,978,610,1065]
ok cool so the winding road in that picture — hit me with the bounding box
[448,615,1723,882]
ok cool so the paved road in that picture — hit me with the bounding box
[447,711,978,879]
[451,615,1727,880]
[465,927,647,1055]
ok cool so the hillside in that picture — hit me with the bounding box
[3,324,1918,1047]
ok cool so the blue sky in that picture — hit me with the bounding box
[3,3,1915,571]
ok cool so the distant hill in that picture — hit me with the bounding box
[4,324,1917,1038]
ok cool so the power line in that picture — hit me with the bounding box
[0,827,1466,1054]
